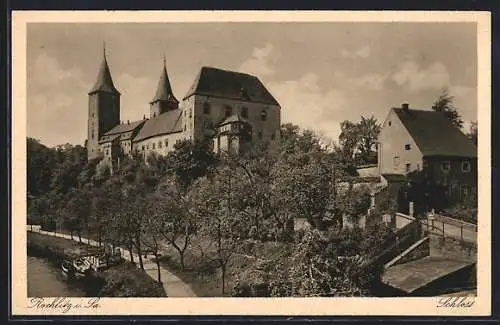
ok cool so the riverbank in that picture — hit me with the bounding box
[27,232,167,297]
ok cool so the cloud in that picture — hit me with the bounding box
[392,61,450,91]
[27,53,88,146]
[268,73,348,142]
[348,73,388,91]
[238,44,275,77]
[341,44,371,59]
[115,72,155,122]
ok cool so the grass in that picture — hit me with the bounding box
[158,235,293,297]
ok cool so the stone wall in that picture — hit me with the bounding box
[429,234,477,262]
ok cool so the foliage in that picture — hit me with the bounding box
[337,116,381,166]
[269,227,383,297]
[432,89,464,129]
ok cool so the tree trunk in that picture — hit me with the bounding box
[221,263,226,294]
[136,234,144,270]
[179,252,185,271]
[128,245,135,264]
[155,252,162,284]
[78,232,82,243]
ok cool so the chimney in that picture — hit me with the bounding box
[402,103,409,111]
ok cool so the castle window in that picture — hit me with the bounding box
[165,139,168,148]
[241,106,248,118]
[106,149,109,155]
[388,121,392,126]
[225,106,232,117]
[147,144,149,150]
[142,145,145,151]
[184,125,187,131]
[189,109,192,118]
[203,102,211,114]
[153,112,156,118]
[405,144,411,150]
[441,161,451,173]
[462,160,471,173]
[158,141,162,148]
[152,143,155,149]
[261,110,267,121]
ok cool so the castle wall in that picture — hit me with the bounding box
[133,131,185,161]
[182,95,281,145]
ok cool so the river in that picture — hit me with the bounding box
[27,256,85,297]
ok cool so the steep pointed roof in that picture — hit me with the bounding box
[88,47,120,95]
[150,58,178,104]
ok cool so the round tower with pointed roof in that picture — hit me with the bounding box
[149,56,179,119]
[87,44,121,160]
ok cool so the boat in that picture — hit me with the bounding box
[61,260,75,279]
[73,258,92,279]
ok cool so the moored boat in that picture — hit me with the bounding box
[61,259,75,279]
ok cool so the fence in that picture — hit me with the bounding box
[424,214,477,244]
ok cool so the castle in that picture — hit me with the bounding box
[87,48,281,169]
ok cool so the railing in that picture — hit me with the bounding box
[424,215,477,244]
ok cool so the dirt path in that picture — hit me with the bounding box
[32,229,197,297]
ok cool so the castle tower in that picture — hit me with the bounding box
[87,45,121,160]
[149,56,178,118]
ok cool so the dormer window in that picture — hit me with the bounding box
[462,160,471,173]
[261,109,267,121]
[203,102,211,115]
[241,106,248,118]
[441,161,451,173]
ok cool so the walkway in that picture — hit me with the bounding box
[29,229,197,297]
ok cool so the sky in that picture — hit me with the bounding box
[26,22,478,147]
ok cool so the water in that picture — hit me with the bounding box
[27,256,85,297]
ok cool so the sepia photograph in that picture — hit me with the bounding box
[11,11,491,316]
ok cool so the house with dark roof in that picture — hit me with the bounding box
[86,48,281,170]
[377,103,477,203]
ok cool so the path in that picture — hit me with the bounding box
[29,229,197,297]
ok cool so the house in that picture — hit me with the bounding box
[87,47,281,171]
[377,103,477,204]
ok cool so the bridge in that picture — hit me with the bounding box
[376,212,477,296]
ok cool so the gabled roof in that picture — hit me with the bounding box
[98,134,120,144]
[393,107,477,158]
[150,59,179,104]
[89,51,120,95]
[133,109,183,142]
[183,66,280,106]
[103,120,146,136]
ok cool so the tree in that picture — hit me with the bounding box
[164,139,218,192]
[468,121,478,146]
[270,228,380,297]
[273,153,336,230]
[338,120,360,163]
[356,116,381,164]
[190,162,246,294]
[156,177,198,270]
[432,89,464,129]
[142,192,166,283]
